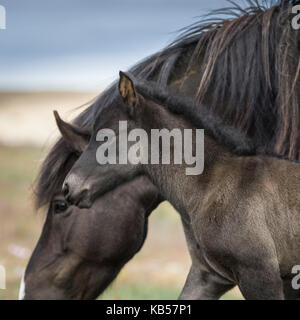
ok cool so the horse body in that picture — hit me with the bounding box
[64,73,300,299]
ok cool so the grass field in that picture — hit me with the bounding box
[0,145,43,300]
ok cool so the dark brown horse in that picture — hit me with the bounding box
[26,0,300,299]
[64,72,300,300]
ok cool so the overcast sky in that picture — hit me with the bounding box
[0,0,251,91]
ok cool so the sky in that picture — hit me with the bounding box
[0,0,240,91]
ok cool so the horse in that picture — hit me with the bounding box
[63,72,300,300]
[21,116,162,300]
[26,0,300,299]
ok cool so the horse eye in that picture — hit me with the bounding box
[103,136,109,142]
[53,201,68,214]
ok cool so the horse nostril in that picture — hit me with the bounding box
[63,183,69,197]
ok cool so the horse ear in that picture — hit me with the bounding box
[53,111,89,153]
[119,71,137,115]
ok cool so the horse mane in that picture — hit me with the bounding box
[129,0,300,160]
[134,77,300,166]
[134,79,257,155]
[35,0,299,208]
[171,0,300,160]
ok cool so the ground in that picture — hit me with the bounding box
[0,92,242,300]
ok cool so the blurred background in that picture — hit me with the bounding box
[0,0,243,299]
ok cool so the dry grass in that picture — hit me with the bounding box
[0,91,98,146]
[0,145,45,300]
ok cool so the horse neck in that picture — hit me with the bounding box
[127,176,163,215]
[115,176,162,218]
[138,98,233,220]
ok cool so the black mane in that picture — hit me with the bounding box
[172,0,300,160]
[135,78,300,165]
[134,79,257,155]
